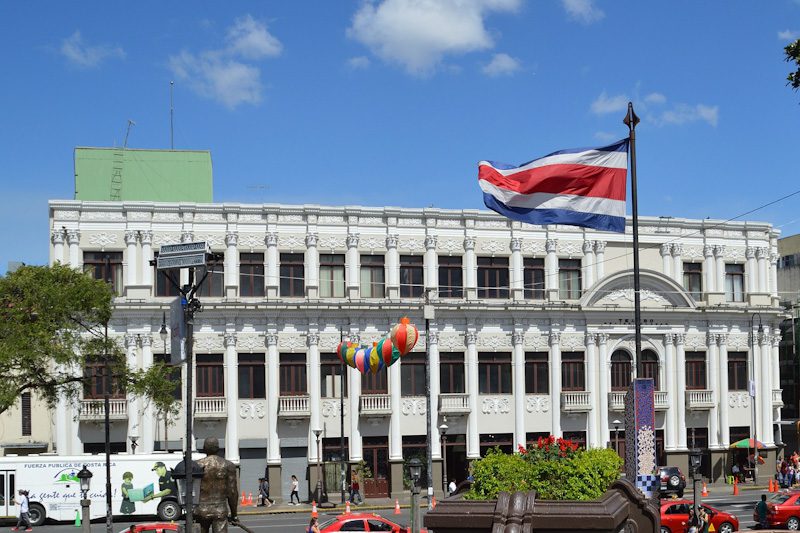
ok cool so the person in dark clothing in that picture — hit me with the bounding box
[258,478,273,507]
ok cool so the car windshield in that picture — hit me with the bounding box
[319,518,336,528]
[769,493,793,504]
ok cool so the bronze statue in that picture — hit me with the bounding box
[195,437,239,533]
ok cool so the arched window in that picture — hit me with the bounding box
[610,350,632,391]
[641,350,660,389]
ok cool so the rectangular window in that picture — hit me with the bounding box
[524,258,545,300]
[686,351,707,390]
[438,256,463,298]
[439,352,465,393]
[319,254,345,298]
[83,358,125,399]
[360,255,385,298]
[21,392,31,436]
[237,353,265,399]
[279,354,307,395]
[728,352,748,391]
[558,259,582,300]
[524,352,549,394]
[196,263,224,297]
[683,262,703,300]
[280,253,305,297]
[478,353,512,394]
[196,354,224,397]
[154,252,180,297]
[321,353,348,397]
[561,352,585,391]
[562,431,587,450]
[83,252,123,295]
[400,255,424,298]
[477,256,509,298]
[401,353,426,396]
[725,263,745,302]
[239,253,265,297]
[362,369,388,394]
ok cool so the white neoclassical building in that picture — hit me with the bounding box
[48,199,785,498]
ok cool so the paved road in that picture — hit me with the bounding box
[674,487,766,530]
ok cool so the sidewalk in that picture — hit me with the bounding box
[239,496,426,515]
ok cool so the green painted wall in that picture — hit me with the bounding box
[74,147,213,202]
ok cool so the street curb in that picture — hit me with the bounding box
[239,504,403,516]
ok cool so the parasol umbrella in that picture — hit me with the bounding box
[730,438,765,449]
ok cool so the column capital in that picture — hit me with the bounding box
[714,245,726,258]
[664,333,675,345]
[746,246,756,259]
[593,240,606,253]
[545,239,558,253]
[386,234,399,248]
[124,333,139,349]
[139,231,153,245]
[125,230,139,245]
[674,333,685,345]
[772,334,782,348]
[511,332,524,346]
[224,332,237,348]
[759,331,770,345]
[307,333,320,347]
[225,232,239,247]
[716,333,728,346]
[549,331,560,346]
[425,235,437,250]
[266,333,278,346]
[703,244,714,258]
[139,334,152,347]
[660,243,671,256]
[583,240,594,254]
[66,229,80,245]
[597,332,609,345]
[428,331,439,345]
[181,231,194,243]
[347,233,360,248]
[51,230,65,245]
[463,236,475,251]
[266,232,278,247]
[706,332,717,346]
[671,244,683,256]
[305,233,318,247]
[770,252,779,265]
[585,332,597,345]
[510,238,522,252]
[756,247,768,260]
[465,331,477,345]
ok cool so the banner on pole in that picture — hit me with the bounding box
[170,296,186,364]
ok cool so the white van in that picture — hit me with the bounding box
[0,453,187,526]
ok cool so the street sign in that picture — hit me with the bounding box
[159,241,209,256]
[157,253,207,269]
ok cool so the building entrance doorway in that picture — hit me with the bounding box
[362,436,390,497]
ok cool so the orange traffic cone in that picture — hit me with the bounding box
[394,499,401,515]
[312,501,318,518]
[432,496,437,509]
[773,479,779,492]
[241,491,246,505]
[247,492,254,506]
[345,501,351,514]
[733,478,739,496]
[702,481,708,497]
[769,479,774,492]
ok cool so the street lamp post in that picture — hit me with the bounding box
[612,419,621,456]
[689,449,703,523]
[159,313,169,450]
[129,435,138,454]
[408,458,423,533]
[750,312,764,485]
[77,465,93,533]
[313,428,323,504]
[439,421,449,496]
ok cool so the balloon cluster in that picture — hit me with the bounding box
[336,317,419,374]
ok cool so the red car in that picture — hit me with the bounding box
[660,500,738,533]
[753,490,800,529]
[119,523,182,533]
[318,512,427,532]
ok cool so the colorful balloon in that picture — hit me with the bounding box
[391,317,419,356]
[377,337,397,367]
[345,343,357,368]
[336,341,348,364]
[368,345,383,373]
[354,347,369,373]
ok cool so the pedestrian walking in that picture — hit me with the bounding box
[289,474,300,505]
[307,517,320,533]
[12,490,32,532]
[349,474,361,504]
[258,477,273,507]
[756,494,769,529]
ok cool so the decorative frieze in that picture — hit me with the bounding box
[481,397,511,414]
[239,401,266,419]
[90,232,118,249]
[525,396,550,413]
[401,399,426,415]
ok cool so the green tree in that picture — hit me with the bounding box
[786,38,800,93]
[0,264,178,416]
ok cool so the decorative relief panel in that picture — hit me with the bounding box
[560,333,585,351]
[279,236,304,249]
[279,335,305,351]
[684,334,706,350]
[239,401,266,419]
[89,232,119,248]
[477,334,511,350]
[127,211,151,221]
[558,241,582,256]
[198,234,224,247]
[727,334,749,350]
[320,335,341,352]
[237,335,263,352]
[523,334,547,350]
[437,240,461,254]
[481,397,511,414]
[525,396,550,413]
[604,289,670,306]
[522,241,546,255]
[682,246,703,260]
[725,247,746,261]
[53,210,80,220]
[318,236,345,249]
[438,334,464,351]
[194,336,221,352]
[359,331,383,346]
[195,212,224,222]
[401,399,426,415]
[278,214,304,223]
[360,237,385,251]
[83,211,124,221]
[359,217,383,226]
[479,240,506,254]
[728,392,750,408]
[153,233,181,246]
[321,400,347,417]
[238,214,264,223]
[397,218,423,226]
[318,215,344,224]
[399,238,423,251]
[705,228,724,236]
[239,234,264,250]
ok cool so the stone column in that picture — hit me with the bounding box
[512,331,526,447]
[140,335,155,453]
[51,230,65,266]
[549,331,562,438]
[140,231,153,289]
[594,241,606,281]
[510,238,524,300]
[306,234,319,299]
[545,239,558,300]
[714,246,726,297]
[265,233,279,298]
[661,243,672,279]
[760,332,773,446]
[308,333,322,460]
[746,247,757,294]
[348,365,363,462]
[664,334,677,450]
[757,247,768,293]
[56,381,70,454]
[466,330,479,458]
[464,237,477,300]
[597,334,609,447]
[773,331,782,435]
[389,346,402,461]
[125,231,139,288]
[125,334,140,451]
[676,334,687,449]
[425,235,438,294]
[585,333,598,447]
[386,235,400,300]
[225,233,239,297]
[770,253,779,297]
[346,234,360,300]
[224,332,239,461]
[703,245,715,293]
[672,244,683,284]
[266,333,281,463]
[67,230,81,269]
[718,334,730,447]
[582,241,595,290]
[707,333,719,447]
[429,331,442,459]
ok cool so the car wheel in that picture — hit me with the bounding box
[27,503,46,527]
[789,516,800,530]
[660,527,671,533]
[718,522,734,533]
[669,475,680,487]
[157,500,182,521]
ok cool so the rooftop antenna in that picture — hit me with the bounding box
[170,81,174,150]
[123,119,136,149]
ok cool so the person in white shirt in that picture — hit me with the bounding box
[12,490,32,532]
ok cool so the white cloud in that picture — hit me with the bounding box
[590,91,629,114]
[482,53,520,76]
[347,0,520,75]
[594,131,619,142]
[169,14,282,109]
[656,103,719,127]
[778,30,800,41]
[561,0,605,24]
[644,92,666,105]
[60,31,125,69]
[347,56,371,69]
[226,15,282,59]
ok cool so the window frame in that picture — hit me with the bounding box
[641,350,660,389]
[725,263,745,302]
[478,352,512,394]
[196,353,224,397]
[83,357,126,399]
[685,351,707,390]
[524,257,545,300]
[279,353,307,396]
[400,255,424,298]
[239,252,265,297]
[439,352,465,394]
[321,353,348,398]
[195,263,225,297]
[561,351,586,391]
[728,351,748,391]
[524,352,549,394]
[83,251,123,295]
[610,351,633,391]
[477,256,509,299]
[683,262,703,300]
[237,353,266,399]
[558,259,582,300]
[319,254,345,298]
[360,254,385,298]
[401,353,426,396]
[280,253,305,297]
[438,256,463,298]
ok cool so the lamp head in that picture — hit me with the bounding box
[312,428,323,439]
[159,312,168,343]
[612,419,621,430]
[77,464,93,494]
[408,457,423,484]
[439,423,448,435]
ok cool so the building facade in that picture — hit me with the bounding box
[0,392,53,456]
[48,200,785,497]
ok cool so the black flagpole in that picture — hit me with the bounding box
[623,102,642,378]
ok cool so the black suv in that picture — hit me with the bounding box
[658,466,686,498]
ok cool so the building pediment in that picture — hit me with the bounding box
[581,268,696,309]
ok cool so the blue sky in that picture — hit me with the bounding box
[1,1,799,273]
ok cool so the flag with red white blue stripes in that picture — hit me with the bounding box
[478,139,629,233]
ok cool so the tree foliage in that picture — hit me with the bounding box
[0,264,178,416]
[786,39,800,93]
